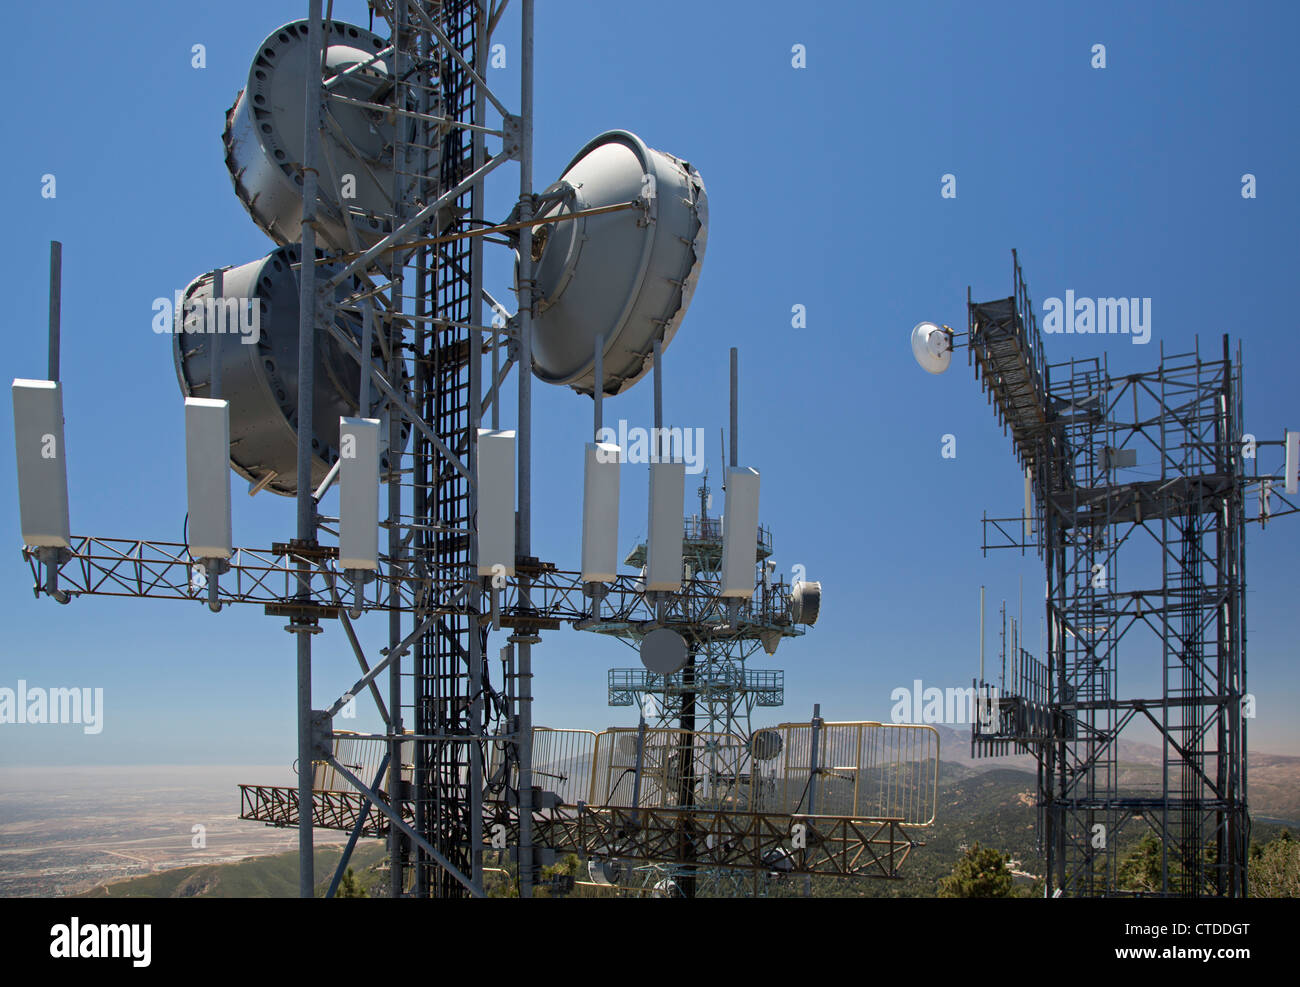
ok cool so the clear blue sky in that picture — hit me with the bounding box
[2,0,1296,768]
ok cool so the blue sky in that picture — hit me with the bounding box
[2,0,1297,768]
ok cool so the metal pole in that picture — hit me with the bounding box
[491,319,501,431]
[979,585,985,684]
[805,703,822,897]
[292,0,324,900]
[467,0,489,894]
[593,336,603,438]
[729,347,738,468]
[387,375,403,898]
[48,241,61,382]
[388,0,407,900]
[210,268,223,400]
[358,302,373,416]
[631,712,647,822]
[1001,601,1007,690]
[653,338,663,435]
[590,335,606,622]
[726,347,739,627]
[514,0,536,898]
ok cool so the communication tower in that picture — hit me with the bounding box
[911,250,1299,896]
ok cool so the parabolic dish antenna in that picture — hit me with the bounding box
[588,858,626,886]
[789,580,822,626]
[911,321,952,375]
[762,847,794,873]
[524,130,708,397]
[173,243,407,496]
[640,627,688,676]
[224,19,435,252]
[615,732,641,762]
[750,728,783,762]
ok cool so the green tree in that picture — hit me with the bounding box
[938,842,1017,898]
[1250,831,1300,898]
[536,853,581,898]
[1116,833,1165,893]
[1115,832,1217,894]
[336,867,369,898]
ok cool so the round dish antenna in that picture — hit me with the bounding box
[588,858,626,886]
[524,130,708,397]
[789,580,822,626]
[640,627,688,676]
[173,244,407,496]
[224,19,431,252]
[750,728,783,761]
[911,321,953,375]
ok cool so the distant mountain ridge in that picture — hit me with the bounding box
[926,724,1300,821]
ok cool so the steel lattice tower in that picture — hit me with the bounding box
[596,470,794,897]
[965,251,1295,897]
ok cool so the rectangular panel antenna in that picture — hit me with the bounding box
[184,397,232,559]
[339,417,381,570]
[1285,429,1299,495]
[645,461,685,592]
[477,429,516,576]
[12,379,71,548]
[720,466,761,598]
[581,442,621,583]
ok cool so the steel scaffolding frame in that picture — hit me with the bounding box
[17,0,531,899]
[586,469,802,897]
[969,252,1296,897]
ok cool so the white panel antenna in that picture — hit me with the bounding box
[185,398,233,560]
[645,461,685,592]
[720,466,760,598]
[338,418,381,571]
[477,429,516,576]
[581,442,621,583]
[1285,429,1299,495]
[11,379,71,549]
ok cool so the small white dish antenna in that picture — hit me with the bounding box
[911,321,953,375]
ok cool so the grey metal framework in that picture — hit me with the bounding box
[287,0,505,899]
[969,251,1297,897]
[19,0,534,899]
[20,0,842,900]
[607,667,785,713]
[299,0,521,899]
[586,470,802,897]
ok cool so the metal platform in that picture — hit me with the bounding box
[238,786,920,879]
[240,722,938,885]
[607,667,784,708]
